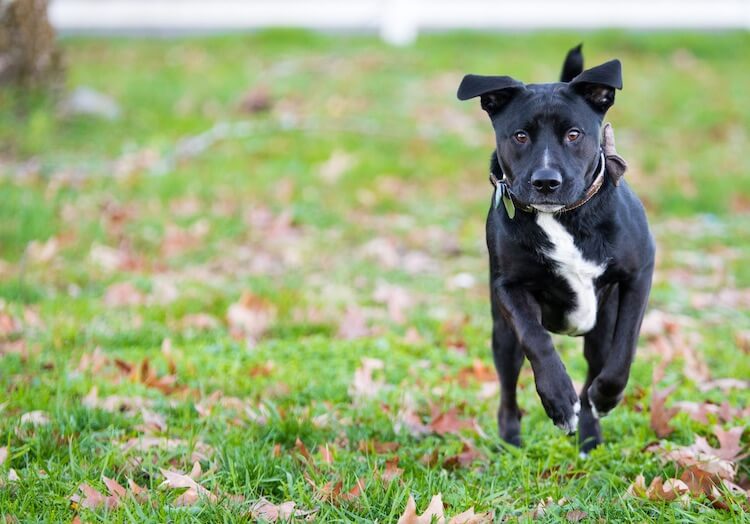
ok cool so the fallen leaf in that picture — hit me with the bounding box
[698,378,749,392]
[318,444,335,465]
[358,440,400,454]
[20,411,50,426]
[318,150,356,184]
[566,509,588,522]
[428,406,480,436]
[382,457,403,483]
[0,447,7,466]
[349,358,385,400]
[456,359,497,386]
[442,441,484,470]
[398,494,445,524]
[160,464,217,506]
[72,483,117,510]
[628,475,689,505]
[238,86,272,114]
[337,306,371,340]
[650,385,679,438]
[373,282,413,324]
[180,313,220,330]
[249,497,318,522]
[104,282,144,307]
[227,292,276,346]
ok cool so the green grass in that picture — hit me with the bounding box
[0,30,749,522]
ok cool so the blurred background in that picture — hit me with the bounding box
[1,2,749,519]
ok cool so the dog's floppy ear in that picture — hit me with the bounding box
[569,59,622,113]
[457,74,524,114]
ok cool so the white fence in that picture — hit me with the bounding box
[49,0,750,45]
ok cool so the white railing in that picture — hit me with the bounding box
[49,0,750,45]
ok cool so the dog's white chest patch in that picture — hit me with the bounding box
[535,213,606,335]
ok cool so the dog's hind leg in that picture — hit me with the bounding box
[491,300,525,447]
[579,284,619,454]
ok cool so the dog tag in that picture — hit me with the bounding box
[497,185,515,219]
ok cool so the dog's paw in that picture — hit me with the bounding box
[535,362,580,434]
[555,399,581,434]
[587,380,624,419]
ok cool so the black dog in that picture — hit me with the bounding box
[457,46,654,453]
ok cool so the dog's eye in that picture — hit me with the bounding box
[513,131,528,144]
[566,129,581,142]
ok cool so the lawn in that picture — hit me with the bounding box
[0,30,749,522]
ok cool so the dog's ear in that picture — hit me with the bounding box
[560,43,584,83]
[569,59,622,113]
[457,74,524,114]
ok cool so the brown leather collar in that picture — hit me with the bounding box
[489,152,606,215]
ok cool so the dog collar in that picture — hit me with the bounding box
[489,151,606,219]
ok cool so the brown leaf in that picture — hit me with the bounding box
[357,440,400,454]
[101,476,127,499]
[712,426,746,461]
[456,359,497,386]
[698,378,749,392]
[398,494,446,524]
[442,442,484,470]
[180,313,220,331]
[294,438,313,463]
[628,475,689,504]
[318,444,335,465]
[650,385,679,438]
[160,464,217,506]
[249,498,318,522]
[104,282,144,307]
[0,447,7,466]
[20,410,50,426]
[337,306,371,340]
[227,292,276,346]
[373,282,413,324]
[72,483,118,510]
[349,358,385,400]
[736,331,750,354]
[429,407,479,436]
[566,509,588,522]
[238,86,272,114]
[318,150,356,184]
[382,457,404,483]
[449,508,494,524]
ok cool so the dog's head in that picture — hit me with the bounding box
[457,47,622,212]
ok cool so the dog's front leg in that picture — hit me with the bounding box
[494,280,580,433]
[587,267,654,418]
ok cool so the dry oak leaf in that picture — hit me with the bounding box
[104,282,144,307]
[627,474,690,505]
[442,442,484,470]
[381,456,404,483]
[565,509,588,522]
[349,357,386,400]
[650,385,679,438]
[429,407,481,436]
[310,477,365,505]
[398,494,492,524]
[227,291,276,345]
[160,463,217,506]
[70,476,141,511]
[337,305,371,340]
[249,497,318,522]
[20,411,50,426]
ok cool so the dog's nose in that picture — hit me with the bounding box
[531,169,562,194]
